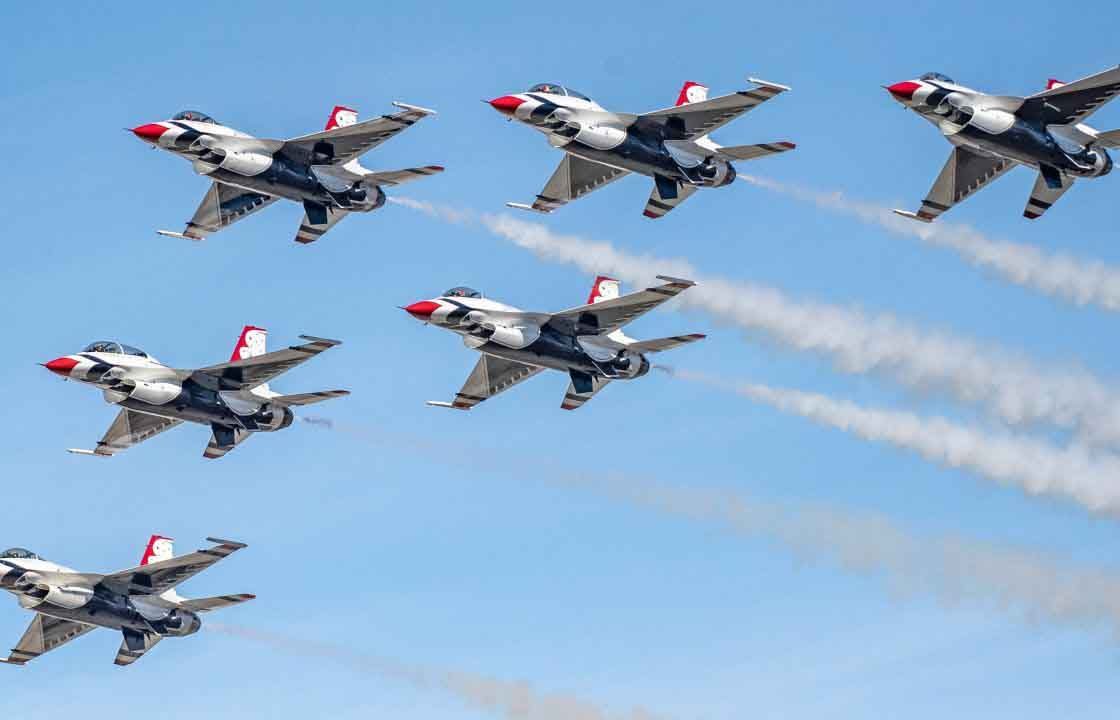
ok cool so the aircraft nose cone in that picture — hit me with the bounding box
[403,301,440,319]
[886,81,921,100]
[488,95,525,115]
[43,357,78,376]
[131,123,167,142]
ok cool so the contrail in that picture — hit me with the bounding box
[391,196,1120,445]
[739,173,1120,312]
[667,367,1120,515]
[207,623,664,720]
[303,418,1120,638]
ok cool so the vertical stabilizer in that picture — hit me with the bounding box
[230,326,268,361]
[587,276,621,304]
[675,82,710,106]
[140,535,174,566]
[324,105,358,131]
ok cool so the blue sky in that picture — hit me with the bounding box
[3,1,1120,717]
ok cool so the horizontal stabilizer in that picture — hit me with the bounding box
[269,390,350,406]
[178,593,255,613]
[363,165,443,186]
[626,333,707,353]
[716,142,796,161]
[1096,129,1120,148]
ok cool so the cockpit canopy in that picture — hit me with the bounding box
[527,83,591,101]
[172,110,218,124]
[82,341,149,357]
[443,286,482,299]
[919,72,955,84]
[0,548,39,560]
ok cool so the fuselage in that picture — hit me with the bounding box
[404,291,650,381]
[0,556,200,637]
[131,115,387,212]
[43,346,293,433]
[887,77,1113,178]
[489,87,736,188]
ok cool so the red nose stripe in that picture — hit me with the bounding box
[489,96,525,114]
[886,81,921,100]
[131,123,168,142]
[404,301,440,319]
[44,357,78,375]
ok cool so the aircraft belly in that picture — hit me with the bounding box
[478,341,598,375]
[206,169,314,203]
[34,598,130,632]
[565,136,680,181]
[117,398,234,427]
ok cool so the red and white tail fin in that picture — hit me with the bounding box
[1046,78,1066,90]
[140,535,174,566]
[230,326,268,362]
[587,276,621,304]
[325,105,359,131]
[675,82,710,106]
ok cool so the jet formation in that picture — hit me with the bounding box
[131,104,442,243]
[0,536,252,666]
[488,80,795,218]
[887,65,1120,221]
[43,326,347,458]
[404,276,704,410]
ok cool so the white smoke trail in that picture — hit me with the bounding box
[475,210,1120,446]
[739,174,1120,312]
[302,418,1120,637]
[667,368,1120,515]
[207,623,665,720]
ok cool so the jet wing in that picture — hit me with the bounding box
[893,147,1015,222]
[114,628,161,666]
[624,334,707,353]
[281,103,436,166]
[549,276,697,336]
[188,335,343,391]
[1023,171,1075,219]
[1018,65,1120,125]
[0,614,96,666]
[178,593,256,613]
[203,424,251,460]
[643,178,697,219]
[99,537,248,597]
[561,371,611,410]
[69,409,183,457]
[295,202,348,244]
[508,154,629,214]
[636,79,789,140]
[161,182,277,241]
[427,354,544,410]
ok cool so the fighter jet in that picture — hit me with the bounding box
[0,535,252,666]
[488,79,794,218]
[131,104,443,243]
[886,66,1120,221]
[43,326,348,458]
[403,276,705,410]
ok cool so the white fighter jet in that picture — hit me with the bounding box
[43,326,348,458]
[886,65,1120,220]
[0,535,252,666]
[131,104,443,243]
[403,276,705,410]
[488,79,794,218]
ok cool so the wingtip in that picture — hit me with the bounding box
[891,209,933,223]
[205,537,248,549]
[297,334,343,346]
[654,274,697,286]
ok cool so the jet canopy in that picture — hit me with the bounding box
[919,72,955,84]
[443,286,483,299]
[82,341,150,357]
[527,83,591,101]
[0,548,40,560]
[172,110,218,124]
